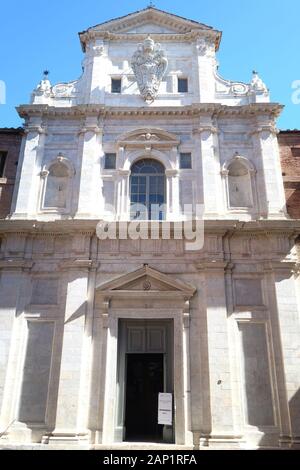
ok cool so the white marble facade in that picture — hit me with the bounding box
[0,7,300,449]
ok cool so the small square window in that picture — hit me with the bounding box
[111,79,121,94]
[178,78,188,93]
[0,151,7,177]
[292,148,300,158]
[104,153,117,170]
[180,153,192,169]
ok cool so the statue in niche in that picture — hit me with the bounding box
[131,36,168,103]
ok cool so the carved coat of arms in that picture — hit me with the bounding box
[131,36,168,103]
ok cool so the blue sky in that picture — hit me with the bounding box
[0,0,299,129]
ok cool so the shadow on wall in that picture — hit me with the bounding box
[257,388,300,450]
[286,187,300,219]
[288,388,300,448]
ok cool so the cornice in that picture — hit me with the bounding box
[80,30,221,49]
[59,259,99,271]
[78,7,222,51]
[23,125,47,135]
[17,103,284,120]
[0,219,299,236]
[249,125,279,136]
[0,260,34,270]
[78,126,103,136]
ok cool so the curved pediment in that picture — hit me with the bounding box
[117,128,180,149]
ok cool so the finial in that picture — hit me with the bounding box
[148,1,155,7]
[252,70,257,75]
[43,70,50,78]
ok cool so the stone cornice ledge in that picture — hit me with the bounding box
[80,31,221,46]
[0,219,300,235]
[16,103,284,119]
[59,259,99,271]
[0,260,34,270]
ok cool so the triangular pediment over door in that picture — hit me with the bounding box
[95,265,196,301]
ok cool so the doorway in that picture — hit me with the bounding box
[125,353,163,441]
[116,320,174,443]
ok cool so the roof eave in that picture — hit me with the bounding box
[78,6,222,52]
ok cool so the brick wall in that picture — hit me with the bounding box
[278,130,300,219]
[0,129,23,219]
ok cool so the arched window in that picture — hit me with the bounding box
[130,158,166,220]
[224,157,255,209]
[41,156,75,212]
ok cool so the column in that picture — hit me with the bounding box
[165,169,179,221]
[273,264,300,448]
[0,269,25,420]
[76,261,97,441]
[49,266,89,444]
[200,262,237,448]
[189,276,205,448]
[195,119,223,218]
[86,41,110,104]
[76,118,103,218]
[11,120,47,219]
[0,264,33,442]
[88,297,110,445]
[251,121,287,218]
[118,170,130,220]
[173,314,186,445]
[182,301,193,446]
[102,314,119,444]
[195,38,217,103]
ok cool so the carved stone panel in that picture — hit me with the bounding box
[131,36,168,103]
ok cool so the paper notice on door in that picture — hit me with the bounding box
[158,393,172,425]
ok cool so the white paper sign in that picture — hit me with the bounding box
[158,393,172,426]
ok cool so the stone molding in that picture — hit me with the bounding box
[117,128,180,149]
[23,125,47,135]
[78,126,103,136]
[193,126,219,136]
[0,219,299,235]
[96,265,196,300]
[249,125,279,136]
[17,103,284,120]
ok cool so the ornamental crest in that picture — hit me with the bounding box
[131,36,168,103]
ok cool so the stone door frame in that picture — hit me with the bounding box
[93,265,196,446]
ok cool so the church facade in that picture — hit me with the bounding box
[0,7,299,449]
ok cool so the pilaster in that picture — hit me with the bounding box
[76,119,103,218]
[251,121,287,218]
[11,120,47,219]
[194,120,222,218]
[197,261,240,449]
[47,262,91,444]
